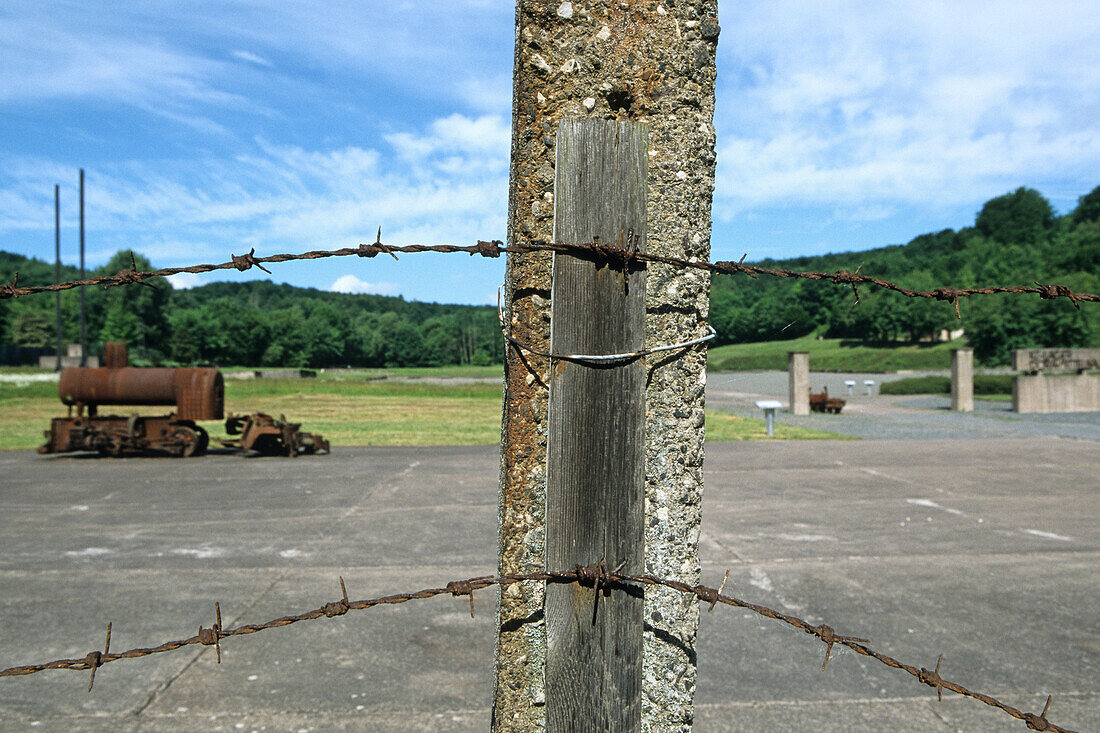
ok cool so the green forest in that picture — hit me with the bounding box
[0,252,504,368]
[2,185,1098,368]
[710,185,1100,365]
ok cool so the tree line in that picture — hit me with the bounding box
[709,185,1100,365]
[2,184,1098,368]
[0,254,503,368]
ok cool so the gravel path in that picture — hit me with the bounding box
[706,370,1100,441]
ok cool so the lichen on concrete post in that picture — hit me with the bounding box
[495,2,719,730]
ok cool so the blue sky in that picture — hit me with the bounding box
[2,1,1099,305]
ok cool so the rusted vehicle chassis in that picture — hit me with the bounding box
[40,414,209,457]
[220,413,329,457]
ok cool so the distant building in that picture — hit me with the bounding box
[37,343,100,368]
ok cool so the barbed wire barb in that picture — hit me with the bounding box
[86,622,110,692]
[918,653,946,701]
[196,602,223,664]
[705,568,730,613]
[1024,695,1055,731]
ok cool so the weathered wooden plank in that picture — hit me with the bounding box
[545,118,647,731]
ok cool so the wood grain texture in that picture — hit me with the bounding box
[546,119,647,731]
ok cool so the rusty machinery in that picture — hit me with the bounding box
[809,387,846,414]
[39,342,328,458]
[221,413,329,456]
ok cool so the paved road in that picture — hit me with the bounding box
[707,370,1100,441]
[0,437,1096,732]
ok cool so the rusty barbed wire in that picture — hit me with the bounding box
[1,237,1096,315]
[0,565,1076,732]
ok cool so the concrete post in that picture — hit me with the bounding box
[788,352,809,415]
[495,2,719,731]
[951,348,974,412]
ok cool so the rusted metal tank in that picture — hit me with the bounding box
[59,366,223,420]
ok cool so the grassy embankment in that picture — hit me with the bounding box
[0,367,849,451]
[708,334,961,372]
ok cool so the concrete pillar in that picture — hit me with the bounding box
[789,351,809,415]
[495,2,719,731]
[951,348,974,412]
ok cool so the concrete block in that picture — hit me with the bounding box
[1013,373,1100,413]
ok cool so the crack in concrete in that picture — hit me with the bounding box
[700,529,748,563]
[127,571,289,719]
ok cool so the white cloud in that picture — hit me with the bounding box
[166,272,204,290]
[385,114,510,174]
[329,274,400,296]
[458,74,512,113]
[231,50,273,68]
[0,15,227,106]
[0,113,507,276]
[715,0,1100,217]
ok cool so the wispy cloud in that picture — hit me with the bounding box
[715,0,1100,217]
[0,14,223,105]
[457,74,512,113]
[0,109,508,272]
[329,274,400,296]
[231,50,273,68]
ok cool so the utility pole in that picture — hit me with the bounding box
[495,2,720,730]
[55,185,62,371]
[79,168,87,367]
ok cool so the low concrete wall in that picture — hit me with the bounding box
[1012,348,1100,372]
[38,355,100,368]
[1013,373,1100,413]
[256,369,317,379]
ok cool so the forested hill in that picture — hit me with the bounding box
[3,185,1098,367]
[0,251,502,368]
[710,185,1100,364]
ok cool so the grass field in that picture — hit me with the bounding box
[708,334,960,372]
[0,369,849,450]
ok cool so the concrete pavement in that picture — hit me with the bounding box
[0,436,1096,732]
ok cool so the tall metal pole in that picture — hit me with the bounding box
[79,168,86,367]
[55,185,62,371]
